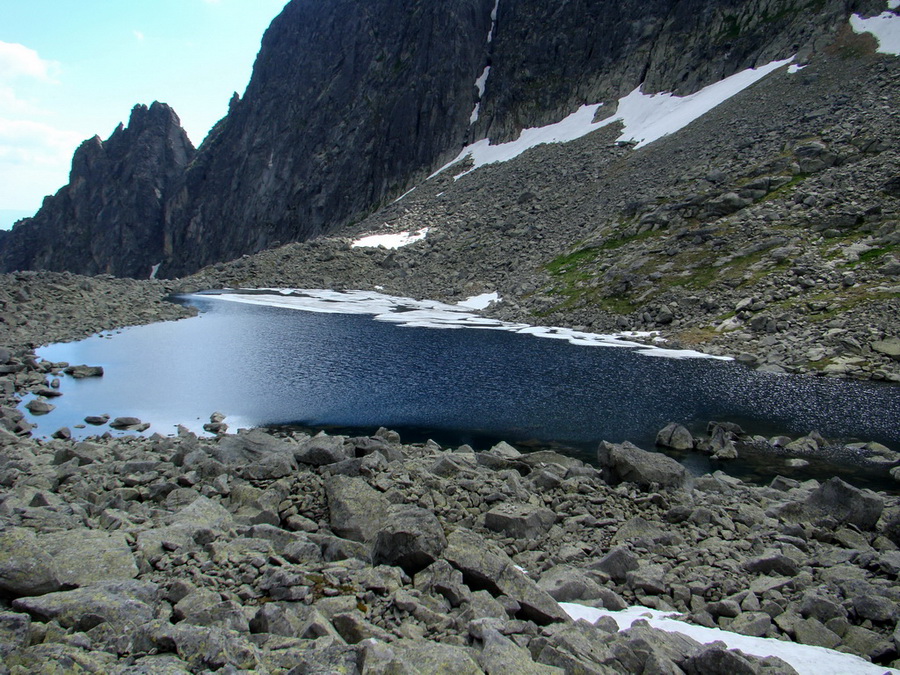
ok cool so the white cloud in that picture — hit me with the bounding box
[133,30,145,42]
[0,118,83,167]
[0,41,58,83]
[0,85,38,117]
[0,117,81,210]
[0,41,82,211]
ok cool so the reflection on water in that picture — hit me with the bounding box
[22,293,900,489]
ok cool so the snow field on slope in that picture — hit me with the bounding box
[351,228,428,249]
[433,56,795,179]
[850,1,900,55]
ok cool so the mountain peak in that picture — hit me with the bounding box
[0,102,195,278]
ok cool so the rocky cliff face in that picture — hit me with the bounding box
[0,102,194,278]
[0,0,887,277]
[161,0,495,276]
[164,0,880,276]
[476,0,884,141]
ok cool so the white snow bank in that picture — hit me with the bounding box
[560,604,900,675]
[433,103,607,179]
[434,57,794,179]
[475,66,491,99]
[850,4,900,55]
[470,0,499,124]
[351,228,428,249]
[612,57,794,148]
[470,66,492,124]
[392,187,416,203]
[202,289,731,361]
[456,291,499,310]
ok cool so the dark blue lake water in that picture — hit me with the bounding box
[22,292,900,488]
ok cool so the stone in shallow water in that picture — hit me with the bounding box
[24,398,54,415]
[110,416,144,429]
[596,440,687,490]
[64,364,104,378]
[656,422,694,450]
[84,414,109,425]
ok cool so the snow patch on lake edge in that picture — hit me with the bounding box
[199,289,732,361]
[560,604,900,675]
[433,56,794,179]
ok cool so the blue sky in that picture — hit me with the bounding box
[0,0,288,228]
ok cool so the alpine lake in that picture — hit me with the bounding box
[20,290,900,491]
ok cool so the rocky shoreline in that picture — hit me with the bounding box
[2,414,900,673]
[2,273,900,673]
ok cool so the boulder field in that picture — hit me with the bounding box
[0,420,899,673]
[1,271,900,674]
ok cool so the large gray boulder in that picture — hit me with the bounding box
[296,433,351,466]
[804,477,883,530]
[212,428,297,468]
[597,441,688,489]
[325,474,390,543]
[0,528,61,597]
[0,612,31,657]
[478,628,565,674]
[589,546,639,581]
[136,496,235,564]
[12,580,159,629]
[656,422,695,450]
[484,503,556,540]
[537,565,605,603]
[146,621,262,671]
[42,530,138,587]
[443,528,569,625]
[371,504,448,573]
[360,638,484,675]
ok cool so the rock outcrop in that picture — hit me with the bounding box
[1,0,889,278]
[0,103,194,278]
[160,0,496,276]
[475,0,884,141]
